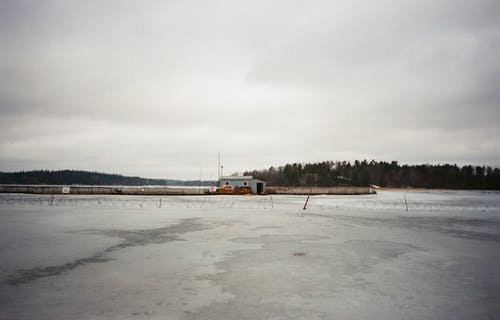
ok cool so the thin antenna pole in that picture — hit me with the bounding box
[218,152,221,181]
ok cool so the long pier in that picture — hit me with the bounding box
[266,186,376,195]
[1,185,375,196]
[0,185,210,196]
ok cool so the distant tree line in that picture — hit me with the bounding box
[244,160,500,190]
[0,170,216,186]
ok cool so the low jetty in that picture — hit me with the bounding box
[0,185,210,196]
[0,185,375,196]
[267,186,376,195]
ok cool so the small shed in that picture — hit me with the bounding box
[219,176,266,194]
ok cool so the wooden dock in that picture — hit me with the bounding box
[266,186,376,195]
[0,185,210,196]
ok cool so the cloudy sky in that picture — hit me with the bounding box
[1,0,499,179]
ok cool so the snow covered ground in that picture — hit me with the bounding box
[0,190,499,319]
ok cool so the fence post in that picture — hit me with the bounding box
[303,193,311,210]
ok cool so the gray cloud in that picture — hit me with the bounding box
[1,0,499,179]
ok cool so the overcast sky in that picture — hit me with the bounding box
[1,0,499,179]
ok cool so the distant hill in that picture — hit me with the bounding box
[0,170,216,186]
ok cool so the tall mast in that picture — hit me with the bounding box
[218,152,221,181]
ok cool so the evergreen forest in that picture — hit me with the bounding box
[0,170,214,186]
[244,160,500,190]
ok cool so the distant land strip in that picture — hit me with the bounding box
[1,160,500,190]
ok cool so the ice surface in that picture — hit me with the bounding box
[0,190,499,319]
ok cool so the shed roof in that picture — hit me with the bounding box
[220,176,254,180]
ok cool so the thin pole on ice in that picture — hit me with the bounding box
[303,193,311,210]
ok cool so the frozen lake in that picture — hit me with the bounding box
[1,190,499,319]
